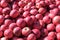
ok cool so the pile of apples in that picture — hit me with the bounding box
[0,0,60,40]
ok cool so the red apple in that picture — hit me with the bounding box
[22,27,31,36]
[27,33,36,40]
[4,29,13,38]
[13,27,21,36]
